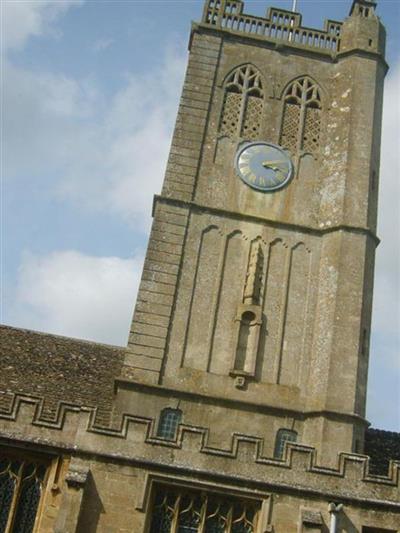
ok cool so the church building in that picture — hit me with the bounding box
[1,0,399,531]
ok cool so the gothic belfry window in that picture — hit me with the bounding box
[219,65,264,141]
[280,77,322,158]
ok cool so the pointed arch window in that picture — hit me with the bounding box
[0,451,48,533]
[219,65,264,141]
[280,77,322,157]
[274,429,297,459]
[156,408,182,440]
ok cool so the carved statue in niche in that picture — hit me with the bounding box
[230,241,264,388]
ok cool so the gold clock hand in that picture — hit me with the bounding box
[262,160,286,168]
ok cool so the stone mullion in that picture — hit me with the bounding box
[5,462,23,533]
[238,90,247,138]
[198,495,208,533]
[171,493,182,533]
[226,504,234,532]
[238,72,251,138]
[298,88,308,155]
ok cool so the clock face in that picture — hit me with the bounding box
[235,142,293,192]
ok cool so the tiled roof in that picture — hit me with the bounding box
[0,325,124,425]
[365,427,400,475]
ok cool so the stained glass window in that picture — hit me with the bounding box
[157,408,182,440]
[149,485,259,533]
[0,451,47,533]
[274,429,297,459]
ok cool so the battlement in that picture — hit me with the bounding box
[201,0,342,54]
[0,392,399,507]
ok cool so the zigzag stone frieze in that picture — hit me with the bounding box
[0,391,399,494]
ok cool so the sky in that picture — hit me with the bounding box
[1,0,399,431]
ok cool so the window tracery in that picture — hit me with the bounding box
[149,485,260,533]
[219,65,264,141]
[280,77,322,157]
[0,452,47,533]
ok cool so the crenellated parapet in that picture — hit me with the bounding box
[200,0,386,59]
[201,0,342,54]
[0,391,399,504]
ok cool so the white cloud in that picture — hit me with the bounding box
[4,42,186,231]
[2,0,82,51]
[9,250,143,346]
[92,38,114,52]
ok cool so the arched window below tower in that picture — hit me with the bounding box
[156,408,182,440]
[274,429,297,459]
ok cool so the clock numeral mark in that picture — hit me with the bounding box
[275,170,286,183]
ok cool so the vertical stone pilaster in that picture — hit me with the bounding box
[54,460,89,533]
[121,30,222,385]
[122,201,190,384]
[162,32,222,201]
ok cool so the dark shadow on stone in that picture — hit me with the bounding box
[339,510,358,533]
[254,314,267,382]
[76,471,105,533]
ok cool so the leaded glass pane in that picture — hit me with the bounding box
[232,502,256,533]
[150,490,176,533]
[0,462,16,533]
[205,500,229,533]
[177,494,201,533]
[157,409,182,440]
[12,464,44,533]
[274,429,297,459]
[0,453,47,533]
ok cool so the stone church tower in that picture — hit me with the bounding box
[0,1,399,532]
[123,0,385,465]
